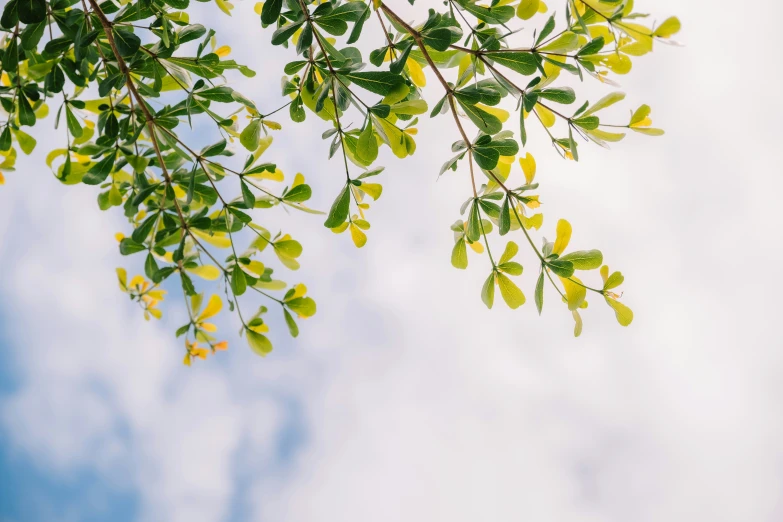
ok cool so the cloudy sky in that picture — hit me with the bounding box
[2,0,782,521]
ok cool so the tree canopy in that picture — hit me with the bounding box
[0,0,680,364]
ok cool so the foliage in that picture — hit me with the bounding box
[0,0,680,363]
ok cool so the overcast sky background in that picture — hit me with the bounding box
[2,0,783,521]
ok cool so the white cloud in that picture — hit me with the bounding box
[2,1,783,521]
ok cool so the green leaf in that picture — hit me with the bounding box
[535,271,544,315]
[231,266,247,296]
[456,0,514,24]
[488,51,538,75]
[246,328,273,356]
[11,128,35,154]
[560,249,603,270]
[260,0,282,25]
[17,0,46,24]
[283,309,299,338]
[144,253,159,280]
[240,120,261,151]
[17,93,35,126]
[472,146,500,170]
[241,180,256,209]
[547,259,574,278]
[323,184,350,228]
[451,240,468,269]
[286,296,316,317]
[537,87,576,104]
[499,196,511,236]
[65,105,83,138]
[283,184,312,202]
[0,127,11,152]
[466,202,481,242]
[356,121,378,165]
[459,101,503,135]
[481,272,495,309]
[119,238,146,255]
[578,37,605,56]
[536,15,555,46]
[200,139,226,157]
[82,152,116,185]
[112,28,141,57]
[344,71,406,96]
[540,32,580,53]
[583,92,625,116]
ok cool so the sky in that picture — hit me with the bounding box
[2,0,783,521]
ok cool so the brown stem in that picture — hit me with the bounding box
[87,0,186,225]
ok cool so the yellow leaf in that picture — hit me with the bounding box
[254,2,263,15]
[34,103,49,119]
[245,167,284,182]
[350,224,367,248]
[516,0,539,20]
[600,265,609,285]
[535,105,555,128]
[215,45,231,57]
[254,279,287,291]
[572,310,583,337]
[292,173,305,188]
[469,241,484,254]
[519,153,536,184]
[605,53,632,74]
[191,294,203,316]
[116,268,128,291]
[331,222,350,234]
[606,297,633,326]
[630,117,652,128]
[214,0,233,15]
[655,17,681,38]
[520,213,543,230]
[560,276,587,311]
[191,229,231,248]
[357,182,382,200]
[290,283,307,299]
[147,293,166,306]
[476,103,509,122]
[45,148,67,168]
[187,264,222,280]
[197,294,222,322]
[253,136,273,162]
[406,58,426,87]
[200,322,218,332]
[553,219,571,255]
[240,260,265,277]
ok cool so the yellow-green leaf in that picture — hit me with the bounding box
[605,297,633,326]
[497,273,525,309]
